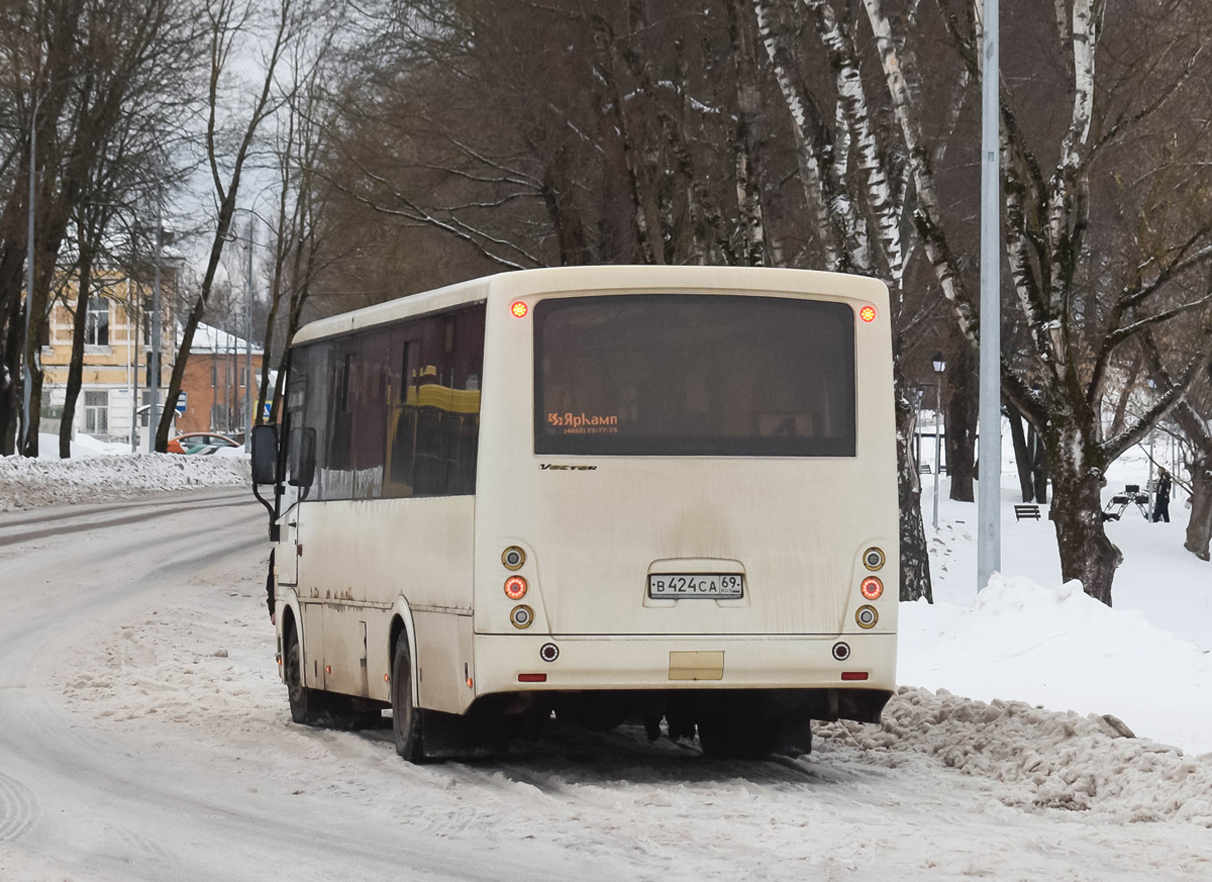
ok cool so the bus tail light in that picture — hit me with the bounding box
[861,577,883,600]
[504,576,528,600]
[832,642,850,661]
[856,605,878,629]
[841,671,869,681]
[510,301,528,318]
[863,547,886,571]
[540,643,559,662]
[518,673,546,682]
[859,305,876,322]
[502,546,526,570]
[510,605,534,629]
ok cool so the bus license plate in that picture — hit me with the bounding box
[648,574,744,599]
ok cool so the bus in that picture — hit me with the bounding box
[250,265,897,761]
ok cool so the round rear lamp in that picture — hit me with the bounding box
[859,305,876,323]
[860,577,884,601]
[856,605,878,629]
[510,604,534,629]
[504,576,528,600]
[540,643,559,663]
[510,301,528,318]
[832,642,851,661]
[863,547,886,571]
[502,546,526,570]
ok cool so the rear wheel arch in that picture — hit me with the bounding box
[388,601,420,706]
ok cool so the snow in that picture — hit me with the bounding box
[0,447,249,511]
[4,433,1212,878]
[910,424,1212,756]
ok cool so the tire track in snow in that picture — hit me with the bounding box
[0,771,38,842]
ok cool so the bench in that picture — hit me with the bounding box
[1014,504,1041,521]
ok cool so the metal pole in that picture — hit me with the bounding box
[129,278,138,452]
[244,217,254,452]
[20,94,41,455]
[149,201,162,451]
[933,384,942,530]
[977,0,1001,591]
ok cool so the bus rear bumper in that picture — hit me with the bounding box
[472,632,896,699]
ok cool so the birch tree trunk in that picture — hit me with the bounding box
[1047,424,1120,605]
[1186,459,1212,561]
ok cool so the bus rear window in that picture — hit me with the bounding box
[534,294,856,456]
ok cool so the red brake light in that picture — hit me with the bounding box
[511,301,528,318]
[861,577,883,600]
[518,673,547,683]
[859,305,876,323]
[504,576,528,600]
[841,672,869,681]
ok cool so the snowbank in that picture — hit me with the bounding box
[900,575,1212,756]
[819,686,1212,825]
[0,453,250,511]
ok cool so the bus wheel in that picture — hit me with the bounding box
[391,638,425,763]
[284,628,326,726]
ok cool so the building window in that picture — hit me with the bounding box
[85,298,110,346]
[211,362,217,387]
[84,390,109,434]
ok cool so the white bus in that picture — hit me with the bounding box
[251,266,897,760]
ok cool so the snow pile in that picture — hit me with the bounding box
[0,453,250,511]
[900,575,1212,755]
[819,687,1212,826]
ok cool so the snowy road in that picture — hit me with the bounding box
[2,491,1210,881]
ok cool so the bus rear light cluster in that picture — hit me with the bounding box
[832,642,851,661]
[863,547,886,571]
[540,643,560,663]
[510,604,534,629]
[860,577,884,601]
[856,605,878,629]
[859,305,877,323]
[504,576,528,600]
[502,546,526,570]
[510,301,529,318]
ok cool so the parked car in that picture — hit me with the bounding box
[167,432,242,455]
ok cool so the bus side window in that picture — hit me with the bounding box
[385,334,420,497]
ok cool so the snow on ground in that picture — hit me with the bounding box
[913,424,1212,757]
[0,445,249,511]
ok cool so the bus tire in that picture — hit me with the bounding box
[391,638,426,763]
[284,628,326,726]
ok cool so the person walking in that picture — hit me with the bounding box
[1153,468,1172,523]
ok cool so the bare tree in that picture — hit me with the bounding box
[155,0,325,451]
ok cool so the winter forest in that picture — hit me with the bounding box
[2,0,1212,610]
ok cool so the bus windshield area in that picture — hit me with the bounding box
[534,294,856,457]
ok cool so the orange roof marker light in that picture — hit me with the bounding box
[511,301,529,318]
[859,305,877,323]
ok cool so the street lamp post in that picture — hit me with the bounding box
[19,73,91,455]
[977,0,1002,590]
[244,217,254,452]
[932,353,946,530]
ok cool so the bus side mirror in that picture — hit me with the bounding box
[288,427,317,489]
[251,425,279,485]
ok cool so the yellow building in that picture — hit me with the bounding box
[40,275,175,448]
